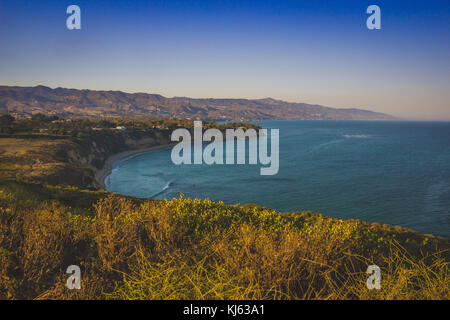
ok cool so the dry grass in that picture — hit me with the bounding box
[0,138,68,157]
[326,242,449,299]
[0,195,448,300]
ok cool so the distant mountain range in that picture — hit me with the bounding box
[0,85,395,121]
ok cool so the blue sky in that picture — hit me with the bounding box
[0,0,449,119]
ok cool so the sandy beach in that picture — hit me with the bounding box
[95,143,176,189]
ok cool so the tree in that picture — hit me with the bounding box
[31,113,48,122]
[0,114,15,126]
[31,113,58,123]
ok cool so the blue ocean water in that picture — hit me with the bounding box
[106,121,450,237]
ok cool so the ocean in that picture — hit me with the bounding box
[105,121,450,237]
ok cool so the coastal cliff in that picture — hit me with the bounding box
[0,117,260,189]
[0,130,171,189]
[65,130,173,188]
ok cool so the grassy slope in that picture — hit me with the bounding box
[0,132,448,300]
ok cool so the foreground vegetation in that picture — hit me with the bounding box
[0,116,448,300]
[0,192,448,300]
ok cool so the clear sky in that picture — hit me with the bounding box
[0,0,449,120]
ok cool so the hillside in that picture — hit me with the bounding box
[0,85,395,121]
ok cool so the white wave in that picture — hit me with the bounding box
[343,134,371,139]
[162,181,173,191]
[150,181,173,198]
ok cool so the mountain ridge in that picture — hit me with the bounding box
[0,85,395,121]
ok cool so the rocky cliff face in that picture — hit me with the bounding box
[65,130,172,189]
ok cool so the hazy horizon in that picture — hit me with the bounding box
[0,82,447,121]
[1,0,449,120]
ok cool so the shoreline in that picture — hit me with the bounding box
[94,143,176,189]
